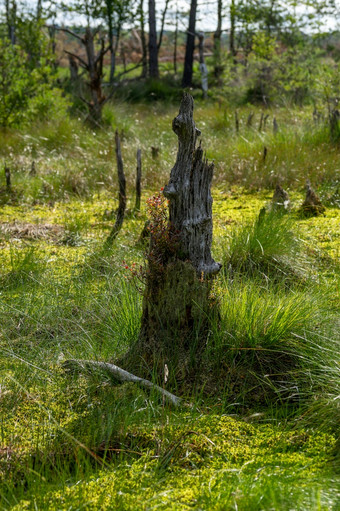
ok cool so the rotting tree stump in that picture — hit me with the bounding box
[300,180,325,217]
[62,94,221,403]
[271,184,290,212]
[123,93,221,379]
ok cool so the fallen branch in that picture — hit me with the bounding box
[62,359,183,407]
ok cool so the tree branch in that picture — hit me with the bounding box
[158,0,171,50]
[53,25,84,43]
[95,44,111,66]
[62,359,183,407]
[64,50,89,70]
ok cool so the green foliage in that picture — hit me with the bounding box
[0,38,67,128]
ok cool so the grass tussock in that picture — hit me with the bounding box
[224,209,308,283]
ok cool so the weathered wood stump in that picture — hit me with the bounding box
[300,180,325,217]
[271,184,290,212]
[123,93,221,379]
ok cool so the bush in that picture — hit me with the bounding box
[0,38,67,128]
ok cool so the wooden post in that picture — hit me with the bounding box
[135,149,142,211]
[107,130,126,243]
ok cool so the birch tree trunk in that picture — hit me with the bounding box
[122,93,221,378]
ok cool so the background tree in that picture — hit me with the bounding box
[182,0,197,87]
[148,0,158,77]
[102,0,132,84]
[5,0,17,44]
[213,0,224,80]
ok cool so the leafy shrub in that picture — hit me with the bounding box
[0,38,67,128]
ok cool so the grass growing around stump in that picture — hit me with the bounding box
[0,188,339,509]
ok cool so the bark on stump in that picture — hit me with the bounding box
[122,93,221,380]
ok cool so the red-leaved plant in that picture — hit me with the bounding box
[123,189,179,290]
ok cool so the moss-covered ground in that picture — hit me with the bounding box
[0,100,339,509]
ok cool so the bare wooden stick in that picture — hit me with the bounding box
[259,112,264,131]
[63,359,183,407]
[30,161,36,176]
[263,146,268,162]
[107,130,126,243]
[4,165,11,190]
[235,111,239,133]
[273,117,279,135]
[246,112,254,128]
[135,148,142,211]
[264,114,269,129]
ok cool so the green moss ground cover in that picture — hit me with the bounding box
[0,101,339,509]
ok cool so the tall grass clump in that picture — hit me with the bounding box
[206,273,339,409]
[224,209,307,283]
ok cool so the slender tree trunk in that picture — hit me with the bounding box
[230,0,237,64]
[5,0,17,45]
[108,18,115,84]
[198,32,208,97]
[135,149,142,211]
[148,0,159,78]
[36,0,42,20]
[84,27,104,124]
[213,0,223,81]
[173,7,178,75]
[140,0,148,78]
[182,0,197,87]
[123,94,221,377]
[4,165,11,191]
[158,0,170,51]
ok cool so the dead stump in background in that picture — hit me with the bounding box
[271,184,290,212]
[123,93,221,379]
[300,180,325,217]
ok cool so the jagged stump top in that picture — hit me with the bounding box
[164,93,221,277]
